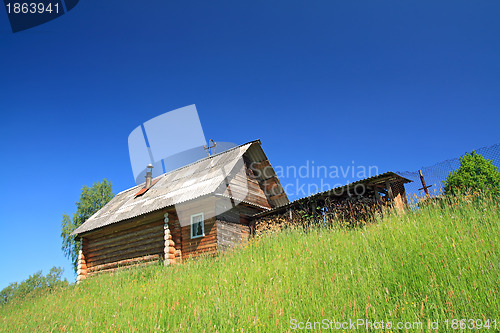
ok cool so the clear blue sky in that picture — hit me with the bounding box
[1,0,499,288]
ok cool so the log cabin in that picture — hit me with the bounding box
[71,140,289,281]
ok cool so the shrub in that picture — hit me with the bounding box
[443,150,500,196]
[0,267,69,305]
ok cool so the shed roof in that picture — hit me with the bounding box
[252,171,412,218]
[72,140,283,236]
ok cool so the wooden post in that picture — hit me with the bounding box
[418,170,431,199]
[373,186,382,204]
[390,181,406,214]
[385,181,394,201]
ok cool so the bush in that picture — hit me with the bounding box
[443,150,500,196]
[0,267,69,305]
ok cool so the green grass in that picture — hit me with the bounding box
[1,195,499,332]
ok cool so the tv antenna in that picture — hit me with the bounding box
[204,139,217,156]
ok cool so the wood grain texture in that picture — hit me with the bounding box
[83,213,176,272]
[217,220,250,252]
[180,217,218,258]
[80,207,176,238]
[87,258,160,277]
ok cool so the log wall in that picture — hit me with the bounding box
[78,179,271,279]
[80,208,179,278]
[180,217,218,258]
[166,213,183,262]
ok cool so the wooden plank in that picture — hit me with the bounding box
[86,232,163,256]
[180,217,216,257]
[262,176,279,187]
[87,254,160,273]
[87,219,165,243]
[86,225,164,249]
[250,160,271,169]
[264,181,279,193]
[87,249,163,269]
[81,208,176,238]
[86,235,163,260]
[180,234,217,244]
[218,224,242,233]
[88,241,164,262]
[88,219,164,241]
[373,187,382,204]
[386,181,394,200]
[86,224,164,250]
[183,247,218,258]
[87,258,160,276]
[217,220,247,252]
[88,255,160,274]
[87,263,150,277]
[180,229,217,239]
[218,229,242,237]
[175,197,217,214]
[87,244,164,267]
[86,244,164,268]
[216,210,240,223]
[180,221,216,235]
[182,239,218,252]
[269,192,287,201]
[180,228,216,239]
[223,172,272,207]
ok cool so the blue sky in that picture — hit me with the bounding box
[1,0,499,288]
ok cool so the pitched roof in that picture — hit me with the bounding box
[72,140,276,236]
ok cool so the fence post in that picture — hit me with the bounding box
[418,170,431,199]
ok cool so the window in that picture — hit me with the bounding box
[191,213,205,239]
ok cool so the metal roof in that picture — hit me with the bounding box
[72,140,282,236]
[252,172,412,218]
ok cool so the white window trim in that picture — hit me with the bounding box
[190,212,205,239]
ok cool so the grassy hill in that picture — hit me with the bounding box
[1,195,499,332]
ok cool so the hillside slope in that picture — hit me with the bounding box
[1,196,499,332]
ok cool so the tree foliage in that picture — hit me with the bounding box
[443,151,500,196]
[0,267,68,305]
[61,179,114,273]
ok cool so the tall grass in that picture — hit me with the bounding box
[1,195,499,332]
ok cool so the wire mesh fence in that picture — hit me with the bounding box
[396,142,500,200]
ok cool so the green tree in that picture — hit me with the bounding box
[0,283,18,305]
[61,179,114,273]
[0,267,68,305]
[443,151,500,196]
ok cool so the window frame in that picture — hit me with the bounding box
[190,212,205,239]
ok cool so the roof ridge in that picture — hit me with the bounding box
[115,140,261,196]
[159,139,260,177]
[71,139,269,236]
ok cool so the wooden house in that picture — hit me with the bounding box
[71,140,288,281]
